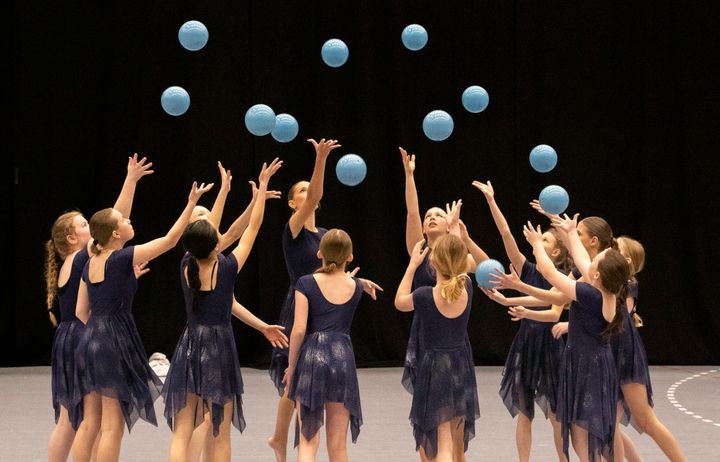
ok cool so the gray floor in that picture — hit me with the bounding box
[1,366,718,461]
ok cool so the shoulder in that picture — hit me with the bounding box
[575,281,602,306]
[220,252,238,272]
[296,274,315,294]
[110,246,134,269]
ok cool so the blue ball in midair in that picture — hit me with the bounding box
[462,86,489,113]
[475,259,505,289]
[336,154,367,186]
[244,104,276,136]
[401,24,428,51]
[161,86,190,116]
[539,185,570,215]
[178,20,209,51]
[321,39,349,68]
[529,145,558,173]
[271,114,299,143]
[423,110,454,141]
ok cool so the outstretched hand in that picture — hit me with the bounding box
[550,213,579,234]
[127,153,154,182]
[133,261,150,279]
[308,138,342,159]
[258,158,283,185]
[507,306,527,321]
[409,239,429,268]
[471,180,494,201]
[530,199,559,221]
[489,264,523,291]
[522,221,544,246]
[263,325,288,348]
[480,287,511,306]
[249,181,281,201]
[399,147,416,175]
[189,182,214,203]
[217,161,232,193]
[445,200,463,230]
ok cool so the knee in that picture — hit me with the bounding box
[326,438,346,457]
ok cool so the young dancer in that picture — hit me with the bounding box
[613,236,686,462]
[284,229,374,462]
[163,159,282,462]
[70,180,213,462]
[395,235,480,462]
[44,154,152,462]
[472,180,569,462]
[524,214,628,462]
[268,139,382,462]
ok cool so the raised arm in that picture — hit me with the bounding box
[231,298,288,348]
[394,240,429,312]
[113,153,154,218]
[207,161,232,229]
[231,158,283,271]
[132,182,213,265]
[217,180,281,253]
[472,180,526,272]
[75,279,91,324]
[524,222,577,301]
[481,287,560,307]
[400,147,424,256]
[288,139,341,237]
[458,220,489,271]
[551,214,591,278]
[283,290,309,387]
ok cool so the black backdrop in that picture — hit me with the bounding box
[8,1,720,367]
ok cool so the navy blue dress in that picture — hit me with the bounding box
[409,279,480,460]
[401,249,435,393]
[611,281,653,429]
[162,253,245,436]
[73,247,162,430]
[288,275,363,444]
[499,260,565,420]
[269,223,327,395]
[51,247,89,430]
[557,282,618,462]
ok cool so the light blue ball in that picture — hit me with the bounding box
[401,24,428,51]
[321,39,349,68]
[336,154,367,186]
[161,86,190,116]
[462,86,489,113]
[271,113,299,143]
[422,110,454,141]
[529,145,558,173]
[475,259,505,289]
[178,20,209,51]
[244,104,276,136]
[539,185,570,215]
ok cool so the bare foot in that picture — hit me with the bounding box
[268,436,286,462]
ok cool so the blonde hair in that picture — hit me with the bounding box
[618,235,646,327]
[430,234,470,302]
[314,229,352,274]
[89,208,119,255]
[44,211,82,327]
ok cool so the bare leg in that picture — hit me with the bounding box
[622,383,685,462]
[48,405,76,462]
[186,412,210,462]
[167,394,200,462]
[90,431,100,462]
[71,392,101,462]
[450,417,466,462]
[516,412,532,462]
[433,421,454,462]
[268,387,294,462]
[96,395,125,462]
[325,402,350,462]
[418,446,431,462]
[547,411,568,462]
[613,420,625,462]
[208,401,233,462]
[296,400,321,462]
[621,430,643,462]
[569,424,590,462]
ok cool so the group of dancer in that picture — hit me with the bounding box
[44,141,685,462]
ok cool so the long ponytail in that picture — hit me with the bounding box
[45,211,82,327]
[186,256,202,311]
[598,249,631,341]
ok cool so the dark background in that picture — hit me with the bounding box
[8,1,720,367]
